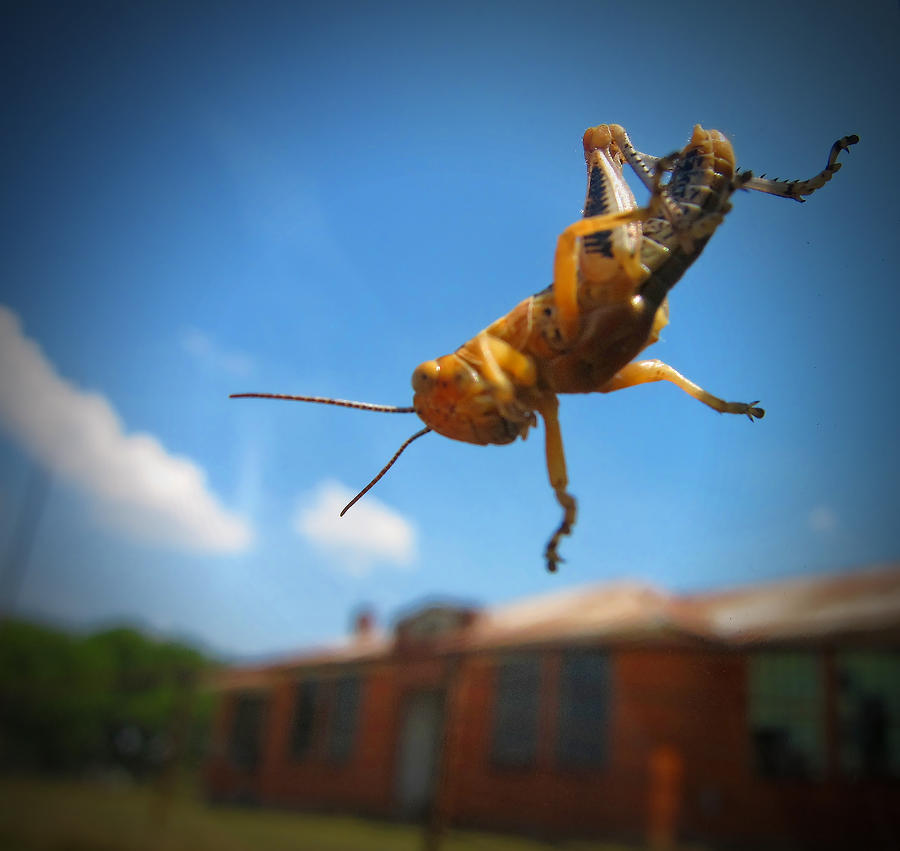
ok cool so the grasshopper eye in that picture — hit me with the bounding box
[445,361,477,388]
[412,360,440,393]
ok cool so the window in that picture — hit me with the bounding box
[491,655,540,768]
[557,649,610,768]
[327,676,361,762]
[229,692,267,770]
[288,675,362,763]
[289,679,319,759]
[837,651,900,779]
[748,651,825,779]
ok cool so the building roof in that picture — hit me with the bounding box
[675,563,900,644]
[453,580,679,650]
[217,563,900,687]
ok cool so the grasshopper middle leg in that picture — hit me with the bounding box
[600,359,764,420]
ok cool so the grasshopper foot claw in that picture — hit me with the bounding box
[544,526,571,573]
[746,401,764,421]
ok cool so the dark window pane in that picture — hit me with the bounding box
[229,692,267,770]
[290,680,318,759]
[328,676,361,762]
[748,652,824,779]
[837,651,900,779]
[557,649,610,768]
[491,655,540,768]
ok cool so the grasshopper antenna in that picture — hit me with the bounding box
[229,392,429,514]
[229,392,416,413]
[340,427,431,516]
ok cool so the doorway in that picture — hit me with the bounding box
[395,690,445,819]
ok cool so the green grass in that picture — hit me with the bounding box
[0,775,704,851]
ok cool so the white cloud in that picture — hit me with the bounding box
[0,306,253,553]
[294,479,416,576]
[808,505,838,534]
[181,327,254,378]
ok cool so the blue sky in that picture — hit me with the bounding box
[1,0,897,658]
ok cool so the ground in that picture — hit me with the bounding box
[0,775,710,851]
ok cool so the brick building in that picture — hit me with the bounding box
[205,564,900,848]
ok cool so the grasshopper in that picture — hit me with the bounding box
[234,124,858,572]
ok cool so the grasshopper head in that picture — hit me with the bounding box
[412,355,531,446]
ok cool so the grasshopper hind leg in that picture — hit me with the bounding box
[739,134,859,201]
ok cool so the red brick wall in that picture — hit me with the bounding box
[253,665,399,813]
[442,646,733,839]
[443,645,900,847]
[206,644,900,847]
[206,654,452,815]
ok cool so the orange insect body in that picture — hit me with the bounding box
[234,123,858,572]
[412,125,738,447]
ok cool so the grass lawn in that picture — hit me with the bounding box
[0,775,704,851]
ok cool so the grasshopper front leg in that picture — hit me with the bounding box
[535,393,576,572]
[460,335,576,571]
